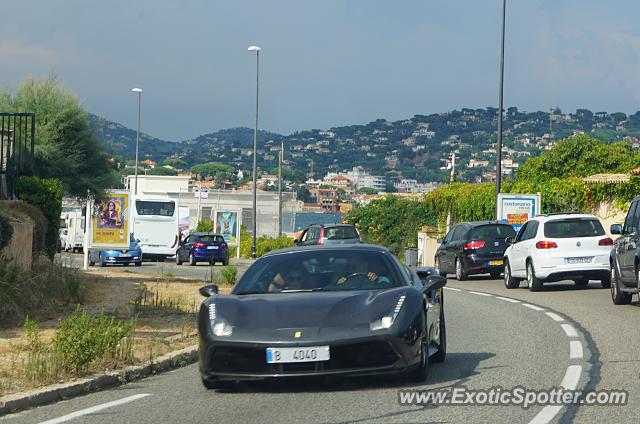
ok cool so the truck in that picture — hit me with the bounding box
[60,210,85,253]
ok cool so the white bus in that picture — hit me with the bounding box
[130,196,179,261]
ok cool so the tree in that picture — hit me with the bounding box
[0,75,116,197]
[164,158,186,168]
[189,162,234,180]
[146,166,178,176]
[357,187,378,195]
[516,134,640,185]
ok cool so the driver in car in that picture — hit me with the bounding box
[269,266,308,292]
[336,259,379,285]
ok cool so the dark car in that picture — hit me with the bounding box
[609,195,640,304]
[435,221,516,280]
[89,240,142,267]
[197,244,447,389]
[295,223,361,246]
[176,232,229,266]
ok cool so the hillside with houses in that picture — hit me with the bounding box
[92,108,640,202]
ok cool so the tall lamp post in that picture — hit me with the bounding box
[248,45,261,258]
[495,0,507,219]
[131,87,142,195]
[278,140,283,237]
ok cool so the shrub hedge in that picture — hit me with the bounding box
[16,176,63,259]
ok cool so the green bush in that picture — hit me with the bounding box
[53,306,135,374]
[237,226,294,258]
[195,219,214,232]
[220,265,238,285]
[0,214,13,251]
[16,176,63,259]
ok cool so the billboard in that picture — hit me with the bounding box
[497,193,541,231]
[214,210,239,245]
[178,206,190,236]
[91,190,130,248]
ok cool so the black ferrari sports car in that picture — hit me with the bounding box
[197,244,447,389]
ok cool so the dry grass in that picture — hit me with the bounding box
[0,271,228,397]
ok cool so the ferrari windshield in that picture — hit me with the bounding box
[233,250,404,294]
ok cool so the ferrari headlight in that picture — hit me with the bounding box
[370,295,406,331]
[370,314,395,331]
[208,303,233,336]
[212,320,233,336]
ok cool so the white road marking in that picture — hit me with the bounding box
[522,303,545,311]
[495,296,520,303]
[561,324,578,337]
[529,366,583,424]
[444,287,462,292]
[469,291,493,297]
[560,365,582,390]
[545,312,564,322]
[38,394,151,424]
[570,341,584,359]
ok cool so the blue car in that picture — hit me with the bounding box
[175,232,229,266]
[89,240,143,267]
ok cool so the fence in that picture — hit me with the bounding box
[0,113,35,199]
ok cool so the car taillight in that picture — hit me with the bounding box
[193,242,205,248]
[535,240,558,249]
[464,240,485,250]
[598,237,613,246]
[221,242,228,249]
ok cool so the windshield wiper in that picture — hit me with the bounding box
[235,291,268,295]
[281,288,325,293]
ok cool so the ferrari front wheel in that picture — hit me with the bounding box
[408,328,430,382]
[431,308,446,363]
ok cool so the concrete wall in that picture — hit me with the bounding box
[1,220,33,269]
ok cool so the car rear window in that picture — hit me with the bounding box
[470,225,516,240]
[197,235,224,243]
[324,226,359,240]
[544,219,605,238]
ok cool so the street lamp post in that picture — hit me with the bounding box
[131,87,142,195]
[248,45,261,258]
[495,0,507,219]
[278,140,283,237]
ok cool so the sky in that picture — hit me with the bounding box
[2,0,640,141]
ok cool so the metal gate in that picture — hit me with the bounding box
[0,113,35,199]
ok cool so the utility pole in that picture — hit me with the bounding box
[495,0,507,220]
[278,140,283,237]
[446,153,456,233]
[450,153,456,183]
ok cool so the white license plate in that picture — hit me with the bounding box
[207,246,219,250]
[119,254,131,258]
[565,257,592,264]
[266,346,330,363]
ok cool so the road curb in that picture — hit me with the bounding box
[0,344,198,416]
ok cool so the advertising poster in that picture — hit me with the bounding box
[214,210,239,245]
[178,206,190,236]
[497,193,541,231]
[91,190,130,248]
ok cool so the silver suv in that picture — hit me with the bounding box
[294,224,361,246]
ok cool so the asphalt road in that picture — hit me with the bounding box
[57,251,253,281]
[2,285,591,424]
[9,257,639,423]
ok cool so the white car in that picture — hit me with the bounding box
[503,214,613,291]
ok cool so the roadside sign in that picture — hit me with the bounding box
[89,190,131,249]
[497,193,541,231]
[214,210,239,246]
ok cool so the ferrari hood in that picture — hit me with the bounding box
[211,287,411,341]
